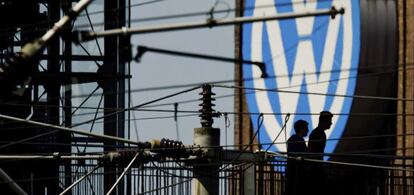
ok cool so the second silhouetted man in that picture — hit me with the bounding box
[308,111,333,160]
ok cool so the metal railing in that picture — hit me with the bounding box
[58,158,413,195]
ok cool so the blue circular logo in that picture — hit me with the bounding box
[243,0,360,154]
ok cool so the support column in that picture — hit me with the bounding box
[103,0,127,193]
[193,84,220,195]
[44,1,61,194]
[234,0,255,152]
[193,127,220,195]
[397,0,414,194]
[62,0,73,190]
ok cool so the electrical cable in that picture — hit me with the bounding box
[280,154,414,172]
[213,84,414,102]
[0,151,105,164]
[2,142,414,166]
[130,98,141,141]
[79,0,167,18]
[1,108,413,132]
[65,86,100,123]
[0,86,200,150]
[1,0,412,183]
[0,135,411,159]
[0,113,143,147]
[69,85,201,129]
[0,167,129,185]
[0,62,411,115]
[0,140,135,149]
[0,61,406,108]
[284,151,414,161]
[76,7,343,41]
[147,149,414,181]
[83,7,104,57]
[0,0,166,36]
[0,0,323,40]
[125,59,410,108]
[1,144,412,167]
[77,41,102,67]
[218,113,265,172]
[4,0,404,170]
[106,152,140,195]
[59,62,414,100]
[80,92,104,153]
[137,178,192,195]
[265,113,290,152]
[59,165,100,195]
[72,0,339,29]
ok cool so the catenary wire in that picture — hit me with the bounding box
[0,86,201,150]
[0,0,334,35]
[67,62,414,99]
[213,84,414,102]
[1,108,413,132]
[0,0,166,36]
[0,61,411,112]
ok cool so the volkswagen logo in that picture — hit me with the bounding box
[243,0,360,154]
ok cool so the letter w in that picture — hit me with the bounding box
[252,0,341,127]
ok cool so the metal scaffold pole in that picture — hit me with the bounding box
[193,84,221,195]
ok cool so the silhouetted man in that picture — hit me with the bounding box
[308,111,333,160]
[307,111,333,195]
[286,120,309,195]
[287,120,309,156]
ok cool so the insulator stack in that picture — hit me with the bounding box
[103,149,136,165]
[159,138,184,149]
[199,84,218,127]
[118,149,139,162]
[150,138,188,158]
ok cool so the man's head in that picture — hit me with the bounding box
[294,119,309,137]
[318,111,333,130]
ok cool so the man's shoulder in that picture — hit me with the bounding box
[288,135,304,142]
[309,128,324,138]
[288,135,299,141]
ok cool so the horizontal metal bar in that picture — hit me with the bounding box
[0,114,145,146]
[39,54,104,61]
[0,54,104,61]
[0,155,103,160]
[76,7,343,41]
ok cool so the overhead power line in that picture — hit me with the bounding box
[213,84,414,102]
[0,86,201,150]
[276,154,414,172]
[135,45,267,77]
[2,110,413,133]
[74,7,343,42]
[0,114,142,146]
[70,86,201,128]
[72,0,339,29]
[71,62,414,99]
[18,61,410,104]
[0,64,411,130]
[0,0,166,36]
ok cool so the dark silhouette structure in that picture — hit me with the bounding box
[287,120,309,156]
[286,119,309,195]
[307,111,333,195]
[308,111,333,160]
